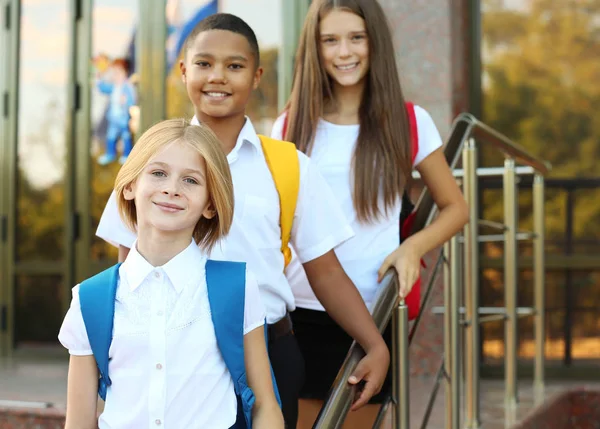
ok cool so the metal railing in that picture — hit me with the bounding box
[312,113,550,429]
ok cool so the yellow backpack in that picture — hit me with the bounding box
[257,135,300,269]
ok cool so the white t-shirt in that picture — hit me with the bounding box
[272,105,443,310]
[58,240,265,429]
[96,117,354,323]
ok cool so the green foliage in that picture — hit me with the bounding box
[482,0,600,240]
[481,0,600,354]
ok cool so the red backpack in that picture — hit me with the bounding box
[401,102,423,321]
[282,102,422,321]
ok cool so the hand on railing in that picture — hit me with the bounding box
[378,239,423,298]
[347,342,390,410]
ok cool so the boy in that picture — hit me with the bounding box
[96,13,389,428]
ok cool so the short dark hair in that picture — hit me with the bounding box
[184,13,260,65]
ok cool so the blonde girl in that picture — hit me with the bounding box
[59,119,283,429]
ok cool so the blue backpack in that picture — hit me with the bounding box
[79,260,281,429]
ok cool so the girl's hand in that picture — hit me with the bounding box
[378,239,423,299]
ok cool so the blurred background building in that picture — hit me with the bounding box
[0,0,599,406]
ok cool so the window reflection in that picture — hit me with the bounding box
[15,275,65,344]
[16,0,68,261]
[90,0,138,262]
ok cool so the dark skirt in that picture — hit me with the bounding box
[291,307,392,404]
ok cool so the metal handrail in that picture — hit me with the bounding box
[312,113,551,429]
[413,165,536,179]
[313,113,470,429]
[312,271,400,427]
[458,113,551,175]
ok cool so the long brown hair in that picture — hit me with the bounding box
[284,0,412,223]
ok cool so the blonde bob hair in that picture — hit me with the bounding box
[114,118,234,252]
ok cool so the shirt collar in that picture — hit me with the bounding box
[121,240,206,293]
[190,115,262,153]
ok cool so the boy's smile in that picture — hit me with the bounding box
[180,29,262,123]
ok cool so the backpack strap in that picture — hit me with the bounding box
[206,260,254,428]
[405,101,419,165]
[257,135,300,268]
[79,263,122,401]
[206,260,282,428]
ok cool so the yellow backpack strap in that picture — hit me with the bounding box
[258,135,300,268]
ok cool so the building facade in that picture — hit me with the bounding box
[1,0,599,377]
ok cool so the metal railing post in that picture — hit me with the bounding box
[450,235,461,429]
[392,299,410,428]
[533,174,545,404]
[462,138,480,428]
[444,236,461,429]
[503,158,519,410]
[312,273,399,429]
[443,242,452,429]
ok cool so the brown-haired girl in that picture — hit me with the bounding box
[273,0,469,427]
[59,119,283,428]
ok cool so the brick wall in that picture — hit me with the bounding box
[379,0,453,136]
[378,0,473,377]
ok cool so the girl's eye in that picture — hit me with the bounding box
[323,37,336,44]
[151,170,166,177]
[352,34,365,41]
[184,177,199,185]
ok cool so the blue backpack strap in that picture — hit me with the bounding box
[79,263,122,401]
[206,260,282,429]
[206,260,253,428]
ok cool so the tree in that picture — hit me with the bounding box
[482,0,600,237]
[481,0,600,359]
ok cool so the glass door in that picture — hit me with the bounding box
[5,0,71,350]
[0,0,20,356]
[80,0,139,280]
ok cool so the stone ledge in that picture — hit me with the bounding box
[0,405,66,429]
[513,387,600,429]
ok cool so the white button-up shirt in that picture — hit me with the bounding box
[96,117,354,323]
[58,240,265,429]
[272,106,444,310]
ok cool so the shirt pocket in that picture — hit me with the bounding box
[242,195,281,249]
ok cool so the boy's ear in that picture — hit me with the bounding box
[123,181,136,201]
[180,60,187,84]
[252,66,263,90]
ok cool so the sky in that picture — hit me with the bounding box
[17,0,282,189]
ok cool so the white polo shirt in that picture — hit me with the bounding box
[96,117,354,323]
[272,106,443,311]
[58,240,265,429]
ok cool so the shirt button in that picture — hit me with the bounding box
[154,271,160,279]
[155,419,162,425]
[157,311,164,317]
[156,363,162,370]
